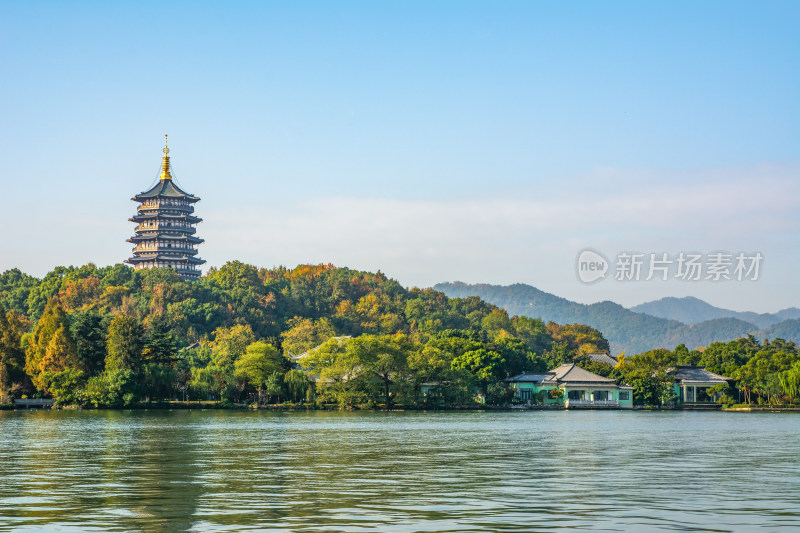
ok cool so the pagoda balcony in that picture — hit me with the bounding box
[134,223,197,234]
[134,264,202,276]
[137,203,194,213]
[132,244,199,254]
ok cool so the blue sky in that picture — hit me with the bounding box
[0,1,797,312]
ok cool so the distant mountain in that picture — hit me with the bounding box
[775,308,800,321]
[630,296,796,329]
[758,319,800,342]
[434,282,799,355]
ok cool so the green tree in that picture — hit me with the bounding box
[511,316,552,356]
[280,316,337,357]
[779,361,800,403]
[142,363,177,402]
[0,304,28,400]
[264,371,285,403]
[303,337,366,407]
[451,348,505,382]
[234,341,283,403]
[142,317,179,364]
[70,312,108,377]
[491,337,543,377]
[350,334,412,409]
[44,367,85,406]
[210,324,256,372]
[84,369,138,407]
[284,369,309,403]
[105,315,144,372]
[481,309,513,338]
[613,349,676,406]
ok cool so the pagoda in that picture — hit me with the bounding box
[125,135,205,280]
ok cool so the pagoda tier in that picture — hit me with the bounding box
[129,213,203,225]
[127,234,204,245]
[125,135,205,280]
[127,254,206,265]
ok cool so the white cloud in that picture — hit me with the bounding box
[195,164,799,312]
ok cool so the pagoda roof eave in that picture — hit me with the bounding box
[127,234,204,243]
[129,213,202,223]
[132,179,200,202]
[127,254,206,265]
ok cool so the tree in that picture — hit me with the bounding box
[451,348,505,383]
[350,334,412,409]
[0,304,28,400]
[284,369,309,403]
[779,361,800,403]
[234,341,283,403]
[547,322,610,357]
[70,312,107,376]
[105,315,144,372]
[490,337,543,377]
[264,371,285,403]
[209,324,256,372]
[613,349,676,406]
[481,309,513,338]
[303,337,366,407]
[44,367,85,406]
[280,316,336,356]
[512,316,552,356]
[142,317,179,364]
[25,297,73,392]
[84,368,138,407]
[40,326,79,376]
[736,339,799,404]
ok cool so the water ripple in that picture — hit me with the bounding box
[1,410,799,532]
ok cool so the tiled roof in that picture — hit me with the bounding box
[133,179,200,202]
[669,366,730,384]
[504,372,555,383]
[545,363,616,384]
[586,353,618,367]
[127,234,204,243]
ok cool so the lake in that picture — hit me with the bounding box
[1,410,799,532]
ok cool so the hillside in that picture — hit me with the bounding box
[758,319,800,342]
[434,282,799,355]
[0,262,616,407]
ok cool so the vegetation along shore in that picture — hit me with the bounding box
[1,262,798,410]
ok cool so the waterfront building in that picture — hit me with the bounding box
[669,366,731,404]
[505,363,635,409]
[125,136,205,280]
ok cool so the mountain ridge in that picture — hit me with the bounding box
[630,296,800,328]
[434,282,799,355]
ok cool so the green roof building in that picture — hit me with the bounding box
[125,136,205,280]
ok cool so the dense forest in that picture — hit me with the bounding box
[1,263,798,409]
[0,262,609,408]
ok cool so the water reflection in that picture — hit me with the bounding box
[1,410,799,532]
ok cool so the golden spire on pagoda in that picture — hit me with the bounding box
[159,134,172,180]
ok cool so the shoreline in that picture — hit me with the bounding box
[4,402,800,412]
